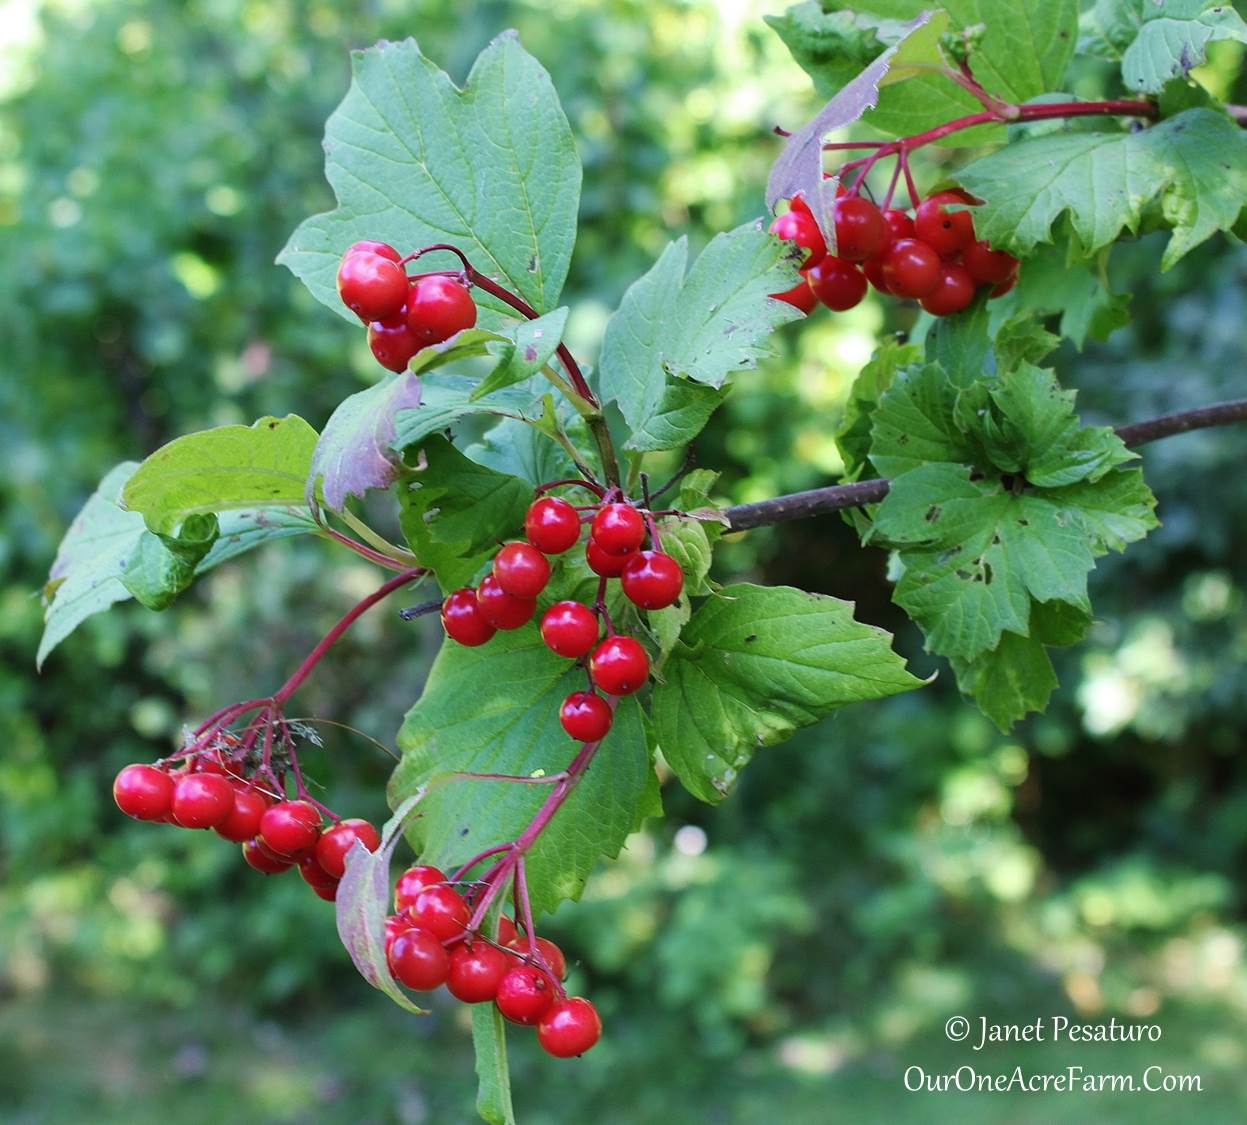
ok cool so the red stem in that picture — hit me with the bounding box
[320,526,412,571]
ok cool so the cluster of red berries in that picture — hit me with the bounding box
[111,749,380,901]
[441,493,683,743]
[381,862,601,1058]
[336,240,478,372]
[768,188,1019,318]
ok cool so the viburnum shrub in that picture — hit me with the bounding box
[36,5,1247,1119]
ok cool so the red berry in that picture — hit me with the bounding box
[476,575,536,630]
[538,997,602,1057]
[560,692,614,742]
[242,837,293,874]
[862,255,891,294]
[259,800,321,858]
[590,503,645,555]
[447,942,511,1003]
[525,497,582,554]
[768,210,826,268]
[920,263,977,317]
[315,818,382,879]
[914,190,977,255]
[788,193,813,218]
[441,588,497,647]
[299,854,339,896]
[492,542,551,599]
[410,884,470,941]
[214,787,269,843]
[832,196,886,261]
[387,927,452,991]
[507,936,567,980]
[769,272,818,313]
[345,240,401,263]
[586,538,638,578]
[990,271,1019,298]
[337,251,409,322]
[113,764,173,821]
[406,275,477,345]
[590,635,650,696]
[880,239,941,299]
[395,865,448,912]
[620,550,684,610]
[171,772,235,829]
[495,966,556,1025]
[385,912,415,954]
[496,914,520,946]
[540,601,600,658]
[962,239,1019,286]
[806,256,866,312]
[308,881,339,903]
[367,317,421,373]
[882,208,915,244]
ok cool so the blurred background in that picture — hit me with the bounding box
[3,1,1247,1121]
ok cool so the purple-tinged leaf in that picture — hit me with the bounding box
[765,12,946,246]
[335,790,429,1015]
[309,374,422,511]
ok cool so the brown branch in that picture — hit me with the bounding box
[724,398,1247,532]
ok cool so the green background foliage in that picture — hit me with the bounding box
[5,0,1247,1121]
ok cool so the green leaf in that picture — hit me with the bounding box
[470,308,568,400]
[390,629,660,917]
[279,33,580,320]
[397,437,530,592]
[197,508,320,570]
[598,225,801,452]
[310,374,422,511]
[464,415,576,487]
[335,793,431,1016]
[471,1005,516,1125]
[122,415,319,534]
[923,293,994,378]
[644,515,715,663]
[390,375,537,455]
[867,363,980,478]
[652,584,924,803]
[122,514,218,610]
[958,109,1247,270]
[835,337,921,481]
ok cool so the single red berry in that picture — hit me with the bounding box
[345,240,401,263]
[113,764,173,821]
[768,210,826,268]
[394,864,448,912]
[367,317,422,373]
[441,588,497,647]
[242,837,294,874]
[590,635,650,696]
[387,927,452,991]
[171,772,235,829]
[447,942,511,1003]
[492,542,551,599]
[990,270,1019,298]
[620,550,684,610]
[788,193,813,218]
[914,190,977,255]
[299,854,339,895]
[538,997,602,1057]
[308,880,339,903]
[507,936,567,980]
[962,239,1019,286]
[559,692,614,742]
[920,263,977,317]
[585,539,637,578]
[214,787,269,843]
[406,275,477,345]
[862,255,891,294]
[410,884,470,941]
[882,208,915,244]
[259,800,321,858]
[524,497,581,554]
[769,272,818,313]
[590,503,645,555]
[495,966,556,1025]
[540,601,599,658]
[880,239,942,299]
[832,196,886,261]
[337,251,409,322]
[385,912,415,954]
[315,818,382,879]
[496,914,520,946]
[806,256,867,312]
[476,575,536,630]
